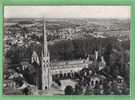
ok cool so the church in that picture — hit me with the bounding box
[30,19,91,90]
[14,18,106,91]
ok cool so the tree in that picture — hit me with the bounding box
[73,84,83,95]
[64,85,74,95]
[84,88,93,95]
[103,43,112,66]
[19,61,36,85]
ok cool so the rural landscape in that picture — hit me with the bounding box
[3,17,130,95]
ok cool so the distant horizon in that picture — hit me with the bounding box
[4,17,130,20]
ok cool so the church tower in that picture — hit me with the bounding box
[41,18,52,90]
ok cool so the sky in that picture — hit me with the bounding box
[4,6,131,19]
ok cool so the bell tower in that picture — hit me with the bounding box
[41,18,52,90]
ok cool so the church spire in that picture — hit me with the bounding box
[41,18,52,90]
[43,18,48,57]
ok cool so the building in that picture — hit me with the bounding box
[51,59,92,75]
[41,19,52,90]
[4,19,105,91]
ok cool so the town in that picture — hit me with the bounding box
[3,18,130,95]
